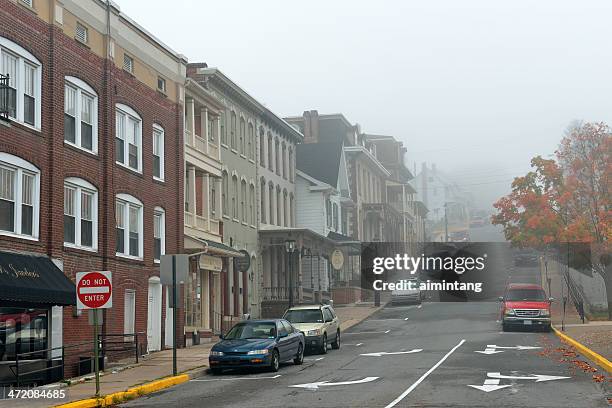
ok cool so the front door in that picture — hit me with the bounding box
[147,278,162,352]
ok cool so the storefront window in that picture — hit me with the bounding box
[0,308,48,361]
[184,270,202,328]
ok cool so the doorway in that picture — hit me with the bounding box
[147,277,162,352]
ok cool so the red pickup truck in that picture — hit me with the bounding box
[499,283,553,332]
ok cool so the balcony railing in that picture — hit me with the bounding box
[262,287,300,301]
[185,129,221,161]
[185,211,220,235]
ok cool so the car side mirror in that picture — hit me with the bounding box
[548,297,555,302]
[497,296,504,302]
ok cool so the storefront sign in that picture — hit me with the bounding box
[199,254,223,272]
[331,249,345,270]
[234,250,251,272]
[76,271,112,310]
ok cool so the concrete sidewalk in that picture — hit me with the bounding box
[1,303,381,408]
[541,258,612,361]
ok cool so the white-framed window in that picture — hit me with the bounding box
[0,153,39,239]
[64,178,97,250]
[64,77,98,154]
[115,104,142,172]
[232,175,238,220]
[222,171,228,216]
[21,0,33,7]
[153,207,165,263]
[240,179,247,222]
[152,124,164,181]
[0,36,42,129]
[115,193,143,259]
[157,76,166,93]
[249,183,255,226]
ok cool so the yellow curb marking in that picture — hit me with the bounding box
[553,326,612,374]
[54,374,190,408]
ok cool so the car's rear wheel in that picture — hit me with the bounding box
[270,349,280,372]
[331,331,340,350]
[319,334,328,354]
[294,343,304,365]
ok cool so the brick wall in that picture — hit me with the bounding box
[0,2,184,377]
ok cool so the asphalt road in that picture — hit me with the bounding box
[120,243,610,407]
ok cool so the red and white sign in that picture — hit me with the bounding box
[76,271,112,310]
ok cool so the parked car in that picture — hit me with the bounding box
[391,278,423,305]
[209,319,304,374]
[499,283,552,332]
[283,304,340,354]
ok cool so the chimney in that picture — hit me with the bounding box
[310,110,319,143]
[303,111,312,143]
[186,62,208,76]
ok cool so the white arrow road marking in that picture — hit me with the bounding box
[385,330,391,334]
[385,339,466,408]
[360,349,423,357]
[290,376,379,390]
[404,318,409,320]
[467,372,570,392]
[468,378,512,393]
[475,345,541,355]
[487,372,570,382]
[192,374,281,382]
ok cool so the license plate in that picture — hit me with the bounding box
[524,320,532,325]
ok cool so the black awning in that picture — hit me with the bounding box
[0,251,76,306]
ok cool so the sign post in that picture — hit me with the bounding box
[76,271,112,398]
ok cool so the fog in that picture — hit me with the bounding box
[117,0,612,209]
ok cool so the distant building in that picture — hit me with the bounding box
[412,163,468,240]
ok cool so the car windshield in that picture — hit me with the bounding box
[224,322,276,340]
[283,309,323,323]
[505,289,546,301]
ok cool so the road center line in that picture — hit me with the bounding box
[384,339,466,408]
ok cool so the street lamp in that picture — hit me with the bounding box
[285,239,296,308]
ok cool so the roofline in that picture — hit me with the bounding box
[343,146,391,177]
[185,78,226,112]
[296,170,336,193]
[195,67,265,114]
[101,0,188,64]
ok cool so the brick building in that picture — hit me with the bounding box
[0,0,186,383]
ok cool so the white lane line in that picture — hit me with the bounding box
[191,374,281,382]
[404,318,409,321]
[384,330,391,334]
[384,339,466,408]
[356,343,363,346]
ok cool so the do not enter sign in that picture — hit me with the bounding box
[76,271,112,309]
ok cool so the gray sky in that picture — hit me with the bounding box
[118,0,612,208]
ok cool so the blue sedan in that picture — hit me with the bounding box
[209,319,305,374]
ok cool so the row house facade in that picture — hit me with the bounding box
[186,64,261,323]
[0,0,186,382]
[182,77,243,345]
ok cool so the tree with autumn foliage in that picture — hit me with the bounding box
[492,122,611,317]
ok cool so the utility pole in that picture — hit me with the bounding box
[444,203,449,242]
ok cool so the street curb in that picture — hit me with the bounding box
[340,305,384,332]
[552,326,612,373]
[53,374,190,408]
